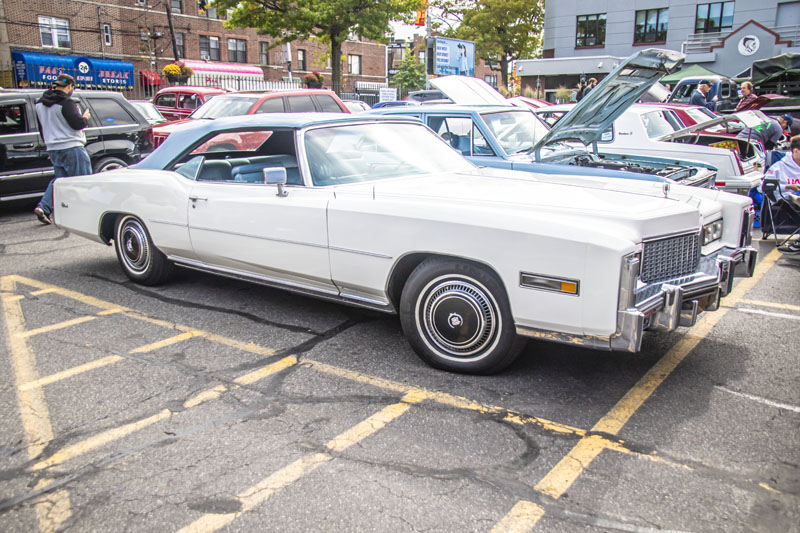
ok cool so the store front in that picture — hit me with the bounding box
[12,50,134,90]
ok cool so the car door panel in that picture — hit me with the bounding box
[187,182,336,292]
[0,97,49,199]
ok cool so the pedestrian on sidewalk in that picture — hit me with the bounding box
[34,73,92,225]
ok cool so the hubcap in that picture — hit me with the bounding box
[422,280,497,357]
[119,219,150,273]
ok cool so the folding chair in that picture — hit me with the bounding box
[760,176,800,247]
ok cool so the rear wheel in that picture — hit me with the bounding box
[399,258,525,374]
[113,215,173,285]
[93,156,128,173]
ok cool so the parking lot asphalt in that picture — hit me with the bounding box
[1,204,798,532]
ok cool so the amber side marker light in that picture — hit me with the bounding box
[520,273,580,296]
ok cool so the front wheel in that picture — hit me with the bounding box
[399,258,525,374]
[114,215,173,285]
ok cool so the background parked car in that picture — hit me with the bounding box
[342,100,371,113]
[150,89,349,148]
[404,89,446,102]
[0,89,152,204]
[153,86,228,121]
[129,100,168,125]
[668,76,739,113]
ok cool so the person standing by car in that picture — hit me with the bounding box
[33,73,91,225]
[736,81,758,111]
[577,78,597,102]
[738,114,792,151]
[690,80,718,111]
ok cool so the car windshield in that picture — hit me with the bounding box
[130,102,165,122]
[304,122,474,186]
[480,111,539,154]
[640,110,682,138]
[685,107,716,125]
[190,96,259,119]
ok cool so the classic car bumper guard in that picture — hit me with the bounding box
[516,245,757,353]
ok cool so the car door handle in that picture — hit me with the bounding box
[13,143,35,149]
[189,196,208,201]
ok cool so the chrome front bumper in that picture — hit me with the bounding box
[516,245,757,353]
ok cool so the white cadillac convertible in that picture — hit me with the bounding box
[53,114,757,374]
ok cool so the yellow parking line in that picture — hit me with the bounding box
[97,308,125,316]
[738,298,800,312]
[19,356,125,392]
[2,294,25,303]
[491,501,546,533]
[130,331,203,353]
[1,276,71,532]
[32,356,298,471]
[306,360,585,437]
[494,247,782,531]
[16,315,98,338]
[178,392,422,533]
[31,288,59,296]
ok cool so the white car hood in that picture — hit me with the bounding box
[334,168,705,240]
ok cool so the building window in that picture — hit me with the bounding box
[259,42,270,65]
[418,51,425,64]
[38,16,71,49]
[347,54,361,75]
[576,13,606,48]
[484,74,498,88]
[199,35,220,61]
[228,38,246,63]
[634,8,668,43]
[170,0,182,14]
[102,24,112,46]
[176,33,185,59]
[695,2,734,34]
[297,49,306,71]
[198,1,217,18]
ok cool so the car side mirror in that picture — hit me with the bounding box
[263,166,288,197]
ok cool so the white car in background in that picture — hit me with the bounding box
[536,104,765,195]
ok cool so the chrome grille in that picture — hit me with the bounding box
[641,232,700,283]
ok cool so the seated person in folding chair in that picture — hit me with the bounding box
[762,134,800,253]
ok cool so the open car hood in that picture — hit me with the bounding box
[429,75,512,107]
[532,48,684,156]
[655,110,770,141]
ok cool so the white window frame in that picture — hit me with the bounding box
[103,24,112,47]
[347,54,361,75]
[38,16,71,49]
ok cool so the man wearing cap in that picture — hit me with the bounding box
[689,80,718,111]
[737,114,792,151]
[33,72,92,225]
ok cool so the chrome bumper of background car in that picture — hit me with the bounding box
[515,246,757,353]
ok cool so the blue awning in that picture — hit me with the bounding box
[12,50,134,89]
[76,56,134,89]
[12,50,77,87]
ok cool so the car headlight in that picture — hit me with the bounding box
[703,219,723,245]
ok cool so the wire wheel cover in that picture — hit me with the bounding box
[421,279,497,357]
[119,219,150,273]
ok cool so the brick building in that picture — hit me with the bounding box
[0,0,387,95]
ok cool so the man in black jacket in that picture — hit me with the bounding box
[33,73,92,225]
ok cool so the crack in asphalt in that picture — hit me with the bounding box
[83,272,324,335]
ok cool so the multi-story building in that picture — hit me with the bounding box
[0,0,387,96]
[518,1,800,101]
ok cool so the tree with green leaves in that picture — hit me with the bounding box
[213,0,424,91]
[390,46,426,91]
[448,0,544,90]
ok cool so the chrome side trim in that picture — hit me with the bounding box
[167,255,395,313]
[0,192,44,201]
[150,219,189,228]
[189,225,329,249]
[328,246,393,259]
